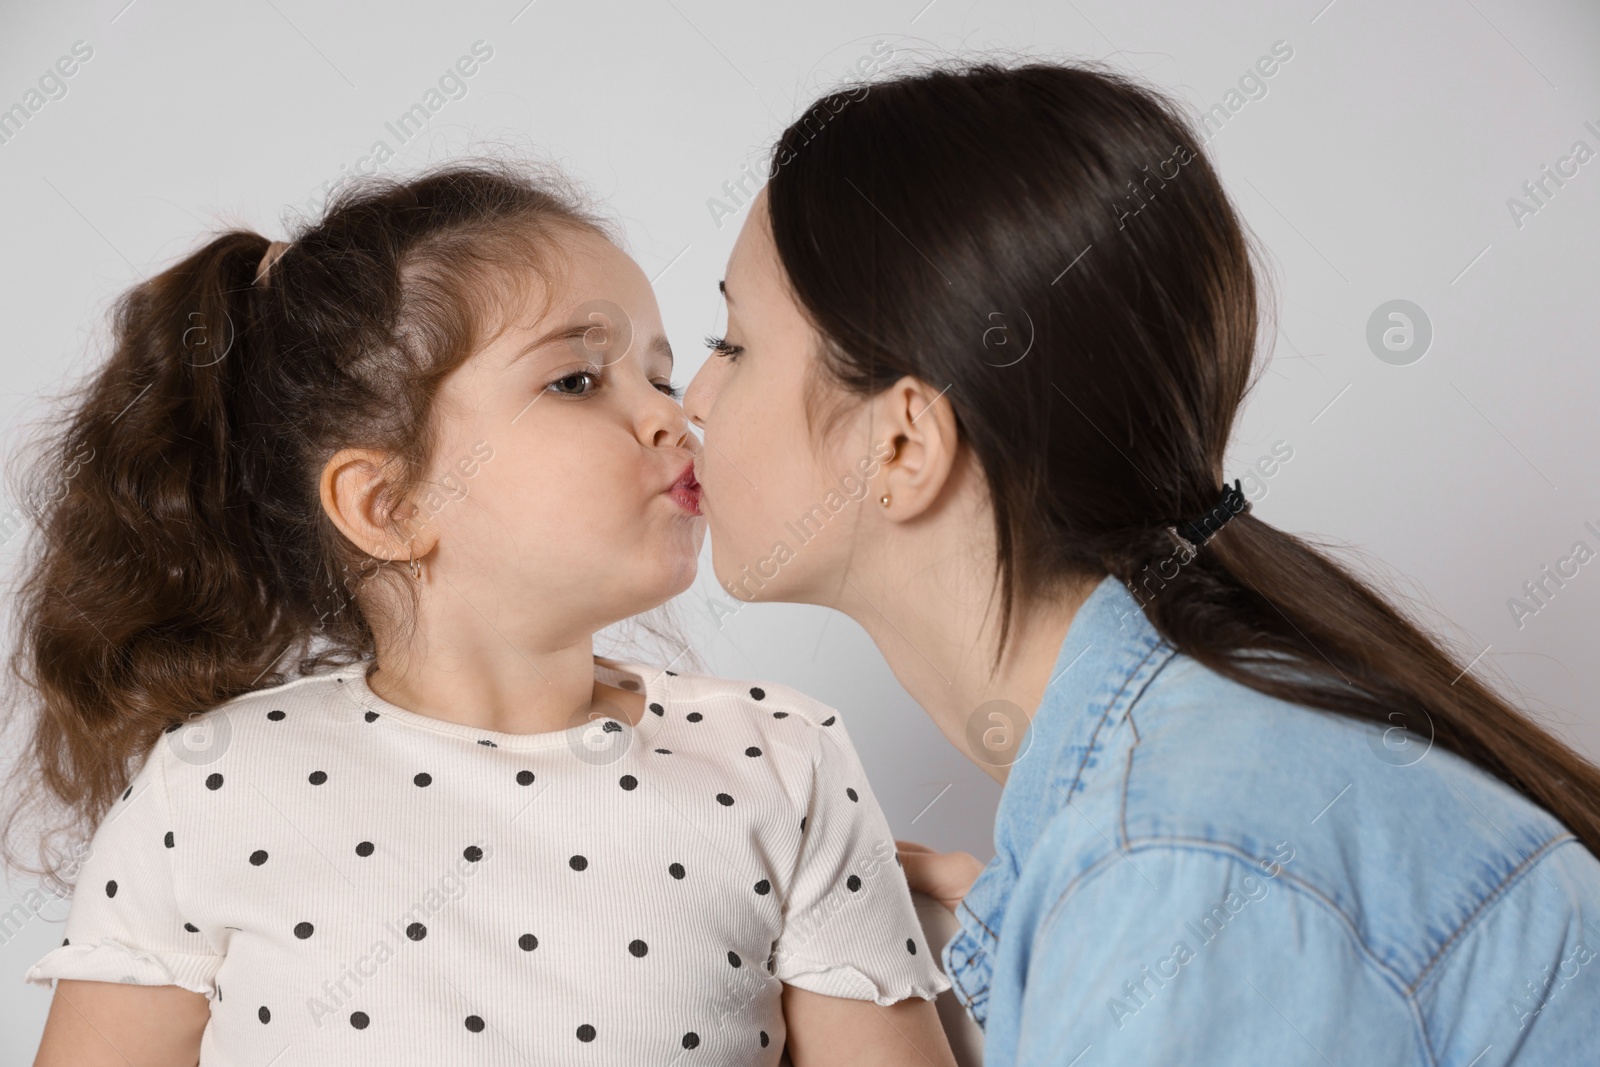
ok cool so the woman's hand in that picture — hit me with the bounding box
[896,840,986,914]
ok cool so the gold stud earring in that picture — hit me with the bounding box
[879,494,891,507]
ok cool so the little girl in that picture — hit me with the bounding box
[9,160,955,1066]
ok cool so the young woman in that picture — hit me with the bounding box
[683,61,1600,1065]
[6,161,958,1067]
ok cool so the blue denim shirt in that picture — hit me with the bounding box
[941,574,1600,1066]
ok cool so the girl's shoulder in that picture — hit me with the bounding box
[645,664,850,732]
[153,664,358,777]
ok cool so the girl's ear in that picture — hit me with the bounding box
[318,448,437,562]
[872,375,959,522]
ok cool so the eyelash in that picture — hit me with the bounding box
[547,369,681,400]
[705,334,743,362]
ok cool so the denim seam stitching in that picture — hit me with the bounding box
[1059,635,1167,809]
[1118,644,1182,848]
[1038,836,1439,1065]
[1404,832,1579,998]
[957,895,1001,945]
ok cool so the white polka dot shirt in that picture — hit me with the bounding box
[25,657,950,1064]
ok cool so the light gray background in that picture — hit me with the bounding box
[2,0,1596,1058]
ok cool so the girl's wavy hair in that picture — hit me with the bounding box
[766,58,1600,855]
[3,158,698,891]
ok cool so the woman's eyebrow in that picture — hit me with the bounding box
[718,280,733,304]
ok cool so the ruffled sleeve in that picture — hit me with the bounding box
[771,706,954,1005]
[23,738,222,998]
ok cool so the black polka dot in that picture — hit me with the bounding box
[267,710,285,721]
[665,670,677,676]
[773,711,789,719]
[687,712,704,723]
[745,746,762,757]
[164,722,182,734]
[183,922,199,933]
[164,831,174,848]
[602,720,622,733]
[122,785,133,800]
[350,1011,369,1029]
[727,950,741,968]
[628,939,648,958]
[355,841,374,857]
[516,770,535,786]
[754,879,770,895]
[364,711,379,723]
[576,1023,596,1042]
[749,687,765,700]
[294,921,314,939]
[669,862,686,879]
[846,787,859,802]
[61,937,69,946]
[649,702,665,716]
[414,772,432,787]
[716,793,734,806]
[205,773,224,790]
[406,922,426,941]
[465,1015,485,1033]
[308,770,327,785]
[570,855,588,871]
[655,748,672,754]
[822,715,836,726]
[105,880,117,898]
[683,1032,700,1049]
[760,1031,770,1047]
[906,938,917,955]
[800,816,807,833]
[518,933,538,951]
[619,775,638,791]
[846,875,862,892]
[259,1005,271,1023]
[478,739,497,748]
[463,845,483,862]
[249,850,268,866]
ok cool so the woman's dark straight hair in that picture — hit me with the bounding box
[1,159,695,892]
[764,59,1600,855]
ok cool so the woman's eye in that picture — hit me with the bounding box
[548,371,600,396]
[704,334,743,362]
[656,381,684,399]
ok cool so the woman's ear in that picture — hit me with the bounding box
[872,375,960,522]
[318,448,437,563]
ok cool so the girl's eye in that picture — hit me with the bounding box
[705,334,744,362]
[548,370,600,397]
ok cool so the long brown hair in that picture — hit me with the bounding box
[1,159,692,892]
[765,59,1600,853]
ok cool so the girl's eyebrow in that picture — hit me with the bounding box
[510,323,674,371]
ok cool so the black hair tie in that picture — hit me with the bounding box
[1172,479,1250,549]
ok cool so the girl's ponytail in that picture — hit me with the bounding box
[3,232,298,887]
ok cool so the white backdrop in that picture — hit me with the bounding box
[2,0,1597,1057]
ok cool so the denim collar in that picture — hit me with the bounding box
[945,574,1172,1008]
